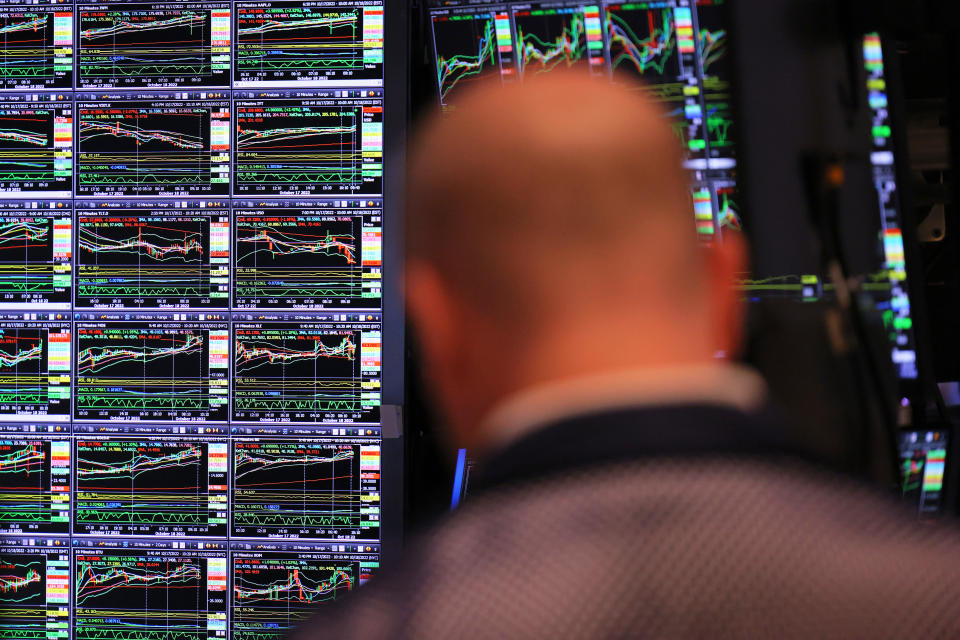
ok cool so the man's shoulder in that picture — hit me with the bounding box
[293,458,960,639]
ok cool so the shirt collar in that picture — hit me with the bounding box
[478,363,767,454]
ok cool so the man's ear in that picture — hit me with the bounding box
[405,261,462,389]
[704,232,749,358]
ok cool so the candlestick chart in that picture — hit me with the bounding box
[0,555,48,638]
[232,553,363,640]
[74,323,228,422]
[76,100,230,197]
[74,438,227,536]
[514,9,588,77]
[0,9,73,90]
[0,329,51,418]
[432,13,498,105]
[76,214,229,309]
[235,99,380,196]
[73,551,222,640]
[0,439,70,535]
[233,212,379,309]
[236,3,382,85]
[0,105,71,196]
[78,3,229,89]
[232,324,378,423]
[232,439,378,539]
[0,214,72,308]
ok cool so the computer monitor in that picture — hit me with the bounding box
[899,429,948,517]
[0,1,406,638]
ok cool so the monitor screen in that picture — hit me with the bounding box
[428,0,738,243]
[424,3,920,383]
[899,429,948,517]
[0,1,396,639]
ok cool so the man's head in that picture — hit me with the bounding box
[406,72,746,453]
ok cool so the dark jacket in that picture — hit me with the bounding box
[289,405,960,639]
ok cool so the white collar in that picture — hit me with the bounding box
[479,363,767,453]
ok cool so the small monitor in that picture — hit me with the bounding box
[899,429,948,517]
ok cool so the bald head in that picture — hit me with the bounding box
[408,72,700,318]
[405,72,746,452]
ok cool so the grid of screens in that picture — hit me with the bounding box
[427,0,739,244]
[0,1,388,638]
[425,3,920,382]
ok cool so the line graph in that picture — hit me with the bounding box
[78,335,202,374]
[432,13,497,104]
[232,323,379,423]
[235,96,382,196]
[73,550,226,640]
[0,101,72,196]
[0,555,46,639]
[0,563,41,595]
[78,3,230,89]
[76,212,229,309]
[235,3,383,86]
[0,9,73,90]
[232,552,375,640]
[232,439,379,539]
[706,101,734,154]
[77,98,230,197]
[0,438,70,535]
[514,8,588,77]
[605,6,678,82]
[75,439,227,536]
[0,547,69,640]
[74,322,228,423]
[0,329,48,417]
[0,213,71,308]
[233,211,380,309]
[79,120,204,150]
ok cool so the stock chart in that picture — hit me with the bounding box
[235,1,384,87]
[0,315,71,421]
[74,316,229,422]
[0,6,73,90]
[74,438,228,537]
[232,316,381,423]
[73,547,227,640]
[232,200,382,309]
[0,539,70,640]
[232,547,377,639]
[75,201,230,309]
[513,4,604,78]
[0,1,394,636]
[0,93,73,198]
[0,202,72,309]
[430,9,515,108]
[0,438,70,535]
[77,1,231,89]
[232,438,380,539]
[76,93,231,197]
[234,90,383,196]
[428,0,735,242]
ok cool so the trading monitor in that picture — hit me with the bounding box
[899,429,948,517]
[0,1,404,638]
